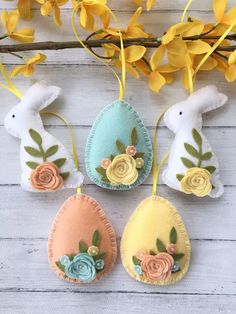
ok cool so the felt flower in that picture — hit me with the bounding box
[95,259,105,270]
[37,0,68,27]
[172,261,180,273]
[134,264,143,275]
[101,158,111,169]
[62,253,96,282]
[126,145,137,156]
[180,167,212,197]
[72,0,112,31]
[1,10,35,43]
[225,49,236,82]
[11,53,47,77]
[106,154,138,185]
[213,0,236,28]
[30,162,63,192]
[166,243,177,255]
[135,158,144,169]
[87,245,99,256]
[141,253,174,281]
[136,250,147,261]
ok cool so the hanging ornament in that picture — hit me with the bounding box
[120,113,191,285]
[72,10,153,191]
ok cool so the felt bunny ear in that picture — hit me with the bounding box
[187,85,228,114]
[21,81,61,111]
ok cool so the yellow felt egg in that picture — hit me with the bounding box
[120,196,191,285]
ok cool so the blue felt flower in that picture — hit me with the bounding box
[134,265,143,276]
[172,261,180,273]
[95,259,105,270]
[60,253,96,283]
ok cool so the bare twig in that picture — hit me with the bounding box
[0,34,236,53]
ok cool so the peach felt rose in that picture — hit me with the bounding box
[166,243,177,255]
[126,145,137,156]
[30,162,63,191]
[101,158,111,169]
[136,249,148,261]
[141,253,174,281]
[106,154,138,185]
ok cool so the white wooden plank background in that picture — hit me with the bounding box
[0,1,236,313]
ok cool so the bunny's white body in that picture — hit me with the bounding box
[4,82,83,192]
[162,85,228,198]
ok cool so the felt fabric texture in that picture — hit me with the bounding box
[85,100,153,190]
[4,81,84,192]
[162,85,228,198]
[120,196,191,285]
[48,193,117,283]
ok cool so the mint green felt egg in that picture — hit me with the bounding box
[85,100,153,190]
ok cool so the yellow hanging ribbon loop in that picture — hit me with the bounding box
[41,111,81,194]
[0,63,23,99]
[181,0,193,22]
[71,7,126,101]
[152,111,170,196]
[194,18,236,75]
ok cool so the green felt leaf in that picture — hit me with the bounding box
[93,252,106,261]
[29,129,42,146]
[53,158,66,168]
[170,227,177,244]
[78,241,88,253]
[134,152,145,158]
[45,145,59,158]
[172,253,185,261]
[156,239,166,252]
[131,128,138,146]
[176,174,184,182]
[204,166,216,174]
[92,230,101,246]
[55,261,65,273]
[192,128,202,147]
[149,250,156,256]
[26,161,39,169]
[68,254,75,261]
[132,256,140,265]
[116,140,126,153]
[184,143,199,158]
[24,146,42,158]
[201,152,212,160]
[60,172,70,180]
[110,154,115,161]
[181,157,196,168]
[102,176,110,183]
[96,167,106,176]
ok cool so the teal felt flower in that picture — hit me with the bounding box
[172,261,180,273]
[95,259,105,270]
[61,253,96,282]
[134,265,143,275]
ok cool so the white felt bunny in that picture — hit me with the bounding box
[4,81,84,192]
[162,85,228,198]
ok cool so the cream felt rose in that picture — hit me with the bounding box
[106,154,138,185]
[30,162,63,191]
[180,167,212,197]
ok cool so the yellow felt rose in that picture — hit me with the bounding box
[180,167,212,197]
[106,154,138,185]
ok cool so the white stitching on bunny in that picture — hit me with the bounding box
[162,85,228,198]
[4,81,84,192]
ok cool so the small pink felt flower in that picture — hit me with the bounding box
[166,243,177,255]
[136,249,148,261]
[126,145,137,156]
[101,158,111,169]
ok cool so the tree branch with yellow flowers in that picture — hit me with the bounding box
[1,0,236,93]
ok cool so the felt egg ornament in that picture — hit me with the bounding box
[85,100,153,190]
[48,194,117,283]
[121,196,190,285]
